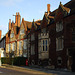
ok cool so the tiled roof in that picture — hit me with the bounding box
[64,0,75,14]
[35,20,41,26]
[60,2,70,13]
[24,21,32,29]
[49,0,75,17]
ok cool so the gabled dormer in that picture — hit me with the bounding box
[30,19,37,32]
[10,26,15,42]
[55,2,70,22]
[18,18,26,39]
[41,4,54,29]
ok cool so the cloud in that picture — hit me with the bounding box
[0,0,24,6]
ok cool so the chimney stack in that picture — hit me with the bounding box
[47,4,50,12]
[0,30,2,39]
[9,19,11,30]
[15,12,21,27]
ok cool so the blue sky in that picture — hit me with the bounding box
[0,0,70,36]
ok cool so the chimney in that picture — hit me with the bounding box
[15,12,21,27]
[0,30,2,39]
[15,12,18,26]
[47,4,50,12]
[17,12,20,27]
[22,18,24,23]
[9,19,11,30]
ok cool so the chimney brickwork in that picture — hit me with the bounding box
[9,19,11,30]
[15,12,20,27]
[0,30,2,39]
[47,4,50,12]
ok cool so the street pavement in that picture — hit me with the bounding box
[22,66,75,75]
[0,65,75,75]
[0,66,53,75]
[0,67,31,75]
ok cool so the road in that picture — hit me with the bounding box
[0,67,75,75]
[0,67,49,75]
[0,67,33,75]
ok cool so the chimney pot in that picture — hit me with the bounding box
[9,19,11,22]
[18,12,20,15]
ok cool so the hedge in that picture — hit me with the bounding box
[1,57,27,66]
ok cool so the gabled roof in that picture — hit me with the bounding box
[59,2,70,13]
[24,21,32,29]
[64,0,75,14]
[35,20,41,26]
[19,18,32,35]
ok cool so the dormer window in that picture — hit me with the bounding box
[20,29,24,34]
[11,33,14,38]
[56,21,63,32]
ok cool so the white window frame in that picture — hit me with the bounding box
[20,29,24,34]
[42,39,48,51]
[11,33,14,38]
[31,33,35,41]
[19,41,22,50]
[12,43,15,51]
[56,21,63,32]
[8,44,10,52]
[56,36,64,51]
[31,44,35,55]
[23,39,27,50]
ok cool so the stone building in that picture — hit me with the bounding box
[6,12,20,57]
[17,18,32,57]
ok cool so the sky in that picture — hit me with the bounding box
[0,0,70,36]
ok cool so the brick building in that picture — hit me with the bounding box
[0,0,75,72]
[27,19,41,65]
[17,18,32,57]
[28,0,75,71]
[6,12,21,57]
[5,12,32,58]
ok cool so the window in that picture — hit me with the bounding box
[31,44,35,55]
[56,36,63,51]
[42,39,48,51]
[20,29,24,34]
[23,39,27,49]
[56,21,63,32]
[8,44,10,52]
[46,40,47,51]
[12,43,15,51]
[19,41,22,50]
[11,33,14,38]
[31,33,35,41]
[57,57,62,65]
[43,40,44,51]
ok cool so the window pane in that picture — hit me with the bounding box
[46,40,47,51]
[43,40,44,51]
